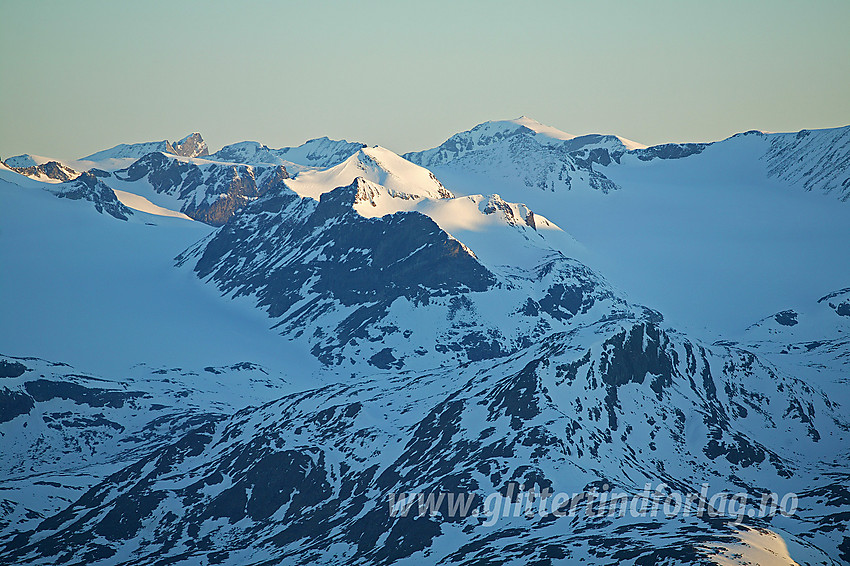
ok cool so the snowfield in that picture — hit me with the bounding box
[0,176,319,379]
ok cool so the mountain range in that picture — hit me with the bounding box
[1,116,849,566]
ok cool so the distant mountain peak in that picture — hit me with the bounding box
[80,133,209,162]
[3,159,79,183]
[504,115,578,141]
[285,144,453,202]
[404,119,627,195]
[172,132,209,158]
[4,154,42,168]
[456,116,647,150]
[207,136,365,170]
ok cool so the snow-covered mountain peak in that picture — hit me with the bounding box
[80,139,167,162]
[80,132,209,162]
[339,175,568,273]
[176,172,637,371]
[445,116,576,150]
[208,136,365,170]
[285,145,453,202]
[347,177,561,238]
[354,145,453,196]
[405,120,625,195]
[2,159,80,184]
[418,116,646,156]
[763,125,850,201]
[565,133,648,152]
[3,153,56,168]
[172,132,209,158]
[345,176,428,212]
[204,141,280,166]
[477,193,559,229]
[503,115,577,141]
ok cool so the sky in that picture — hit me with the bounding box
[1,0,848,161]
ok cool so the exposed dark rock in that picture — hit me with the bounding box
[48,172,133,220]
[0,360,27,378]
[190,180,496,364]
[0,387,34,423]
[774,309,798,326]
[115,152,289,225]
[8,161,78,182]
[633,143,709,161]
[23,379,144,408]
[172,133,209,158]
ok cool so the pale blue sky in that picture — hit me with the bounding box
[1,0,848,160]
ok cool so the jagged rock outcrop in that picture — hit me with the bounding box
[115,152,289,225]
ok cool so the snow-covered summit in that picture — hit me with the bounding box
[81,132,210,161]
[284,145,453,201]
[405,118,625,195]
[480,115,578,143]
[625,125,850,201]
[475,116,647,151]
[3,153,57,168]
[407,116,645,168]
[172,132,209,158]
[763,125,850,201]
[208,136,365,170]
[178,174,632,371]
[3,159,80,183]
[82,140,174,161]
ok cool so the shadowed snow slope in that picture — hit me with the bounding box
[0,176,318,377]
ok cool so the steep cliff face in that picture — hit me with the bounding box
[172,133,209,158]
[763,126,850,201]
